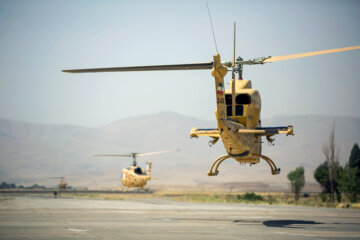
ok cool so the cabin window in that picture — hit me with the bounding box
[225,94,248,116]
[227,105,243,116]
[236,94,251,104]
[227,105,232,116]
[225,94,251,105]
[236,105,243,116]
[225,94,232,105]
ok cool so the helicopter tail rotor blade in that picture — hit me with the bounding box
[63,63,213,73]
[137,149,180,157]
[263,46,360,63]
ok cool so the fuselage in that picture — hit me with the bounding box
[58,180,67,190]
[217,79,262,163]
[121,166,151,188]
[211,53,262,164]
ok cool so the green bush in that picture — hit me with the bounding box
[288,166,305,201]
[237,192,264,201]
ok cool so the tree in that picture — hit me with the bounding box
[339,143,360,202]
[287,166,305,201]
[339,165,358,202]
[349,143,360,175]
[322,124,340,202]
[314,161,342,202]
[0,182,9,189]
[0,182,17,189]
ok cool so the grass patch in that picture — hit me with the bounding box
[1,190,359,209]
[151,191,360,209]
[237,192,264,201]
[0,197,15,202]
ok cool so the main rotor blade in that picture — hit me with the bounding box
[63,62,213,73]
[94,154,133,157]
[136,149,180,157]
[263,46,360,63]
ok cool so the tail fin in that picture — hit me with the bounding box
[211,54,228,128]
[146,162,152,177]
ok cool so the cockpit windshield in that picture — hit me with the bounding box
[225,94,251,116]
[134,167,143,175]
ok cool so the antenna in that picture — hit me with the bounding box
[232,22,236,77]
[207,3,219,53]
[231,22,236,117]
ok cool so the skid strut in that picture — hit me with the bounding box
[253,153,281,175]
[207,155,232,176]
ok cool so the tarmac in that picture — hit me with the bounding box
[0,196,360,240]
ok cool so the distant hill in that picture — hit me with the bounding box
[0,112,359,192]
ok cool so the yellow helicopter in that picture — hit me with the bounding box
[94,149,180,190]
[63,24,360,176]
[50,176,68,196]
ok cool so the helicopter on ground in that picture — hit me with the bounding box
[63,24,360,176]
[94,149,180,191]
[50,176,68,196]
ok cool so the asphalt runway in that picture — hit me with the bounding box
[0,196,360,240]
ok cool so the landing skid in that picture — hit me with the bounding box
[207,154,280,176]
[253,154,281,175]
[207,155,232,176]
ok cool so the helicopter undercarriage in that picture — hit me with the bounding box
[190,126,289,176]
[207,153,280,176]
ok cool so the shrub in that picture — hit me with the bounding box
[237,192,264,201]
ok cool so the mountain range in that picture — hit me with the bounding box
[0,112,359,192]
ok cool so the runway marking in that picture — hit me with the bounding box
[234,216,272,219]
[274,232,360,238]
[275,232,317,237]
[119,210,145,214]
[65,227,88,232]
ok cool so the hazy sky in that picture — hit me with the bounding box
[0,0,359,127]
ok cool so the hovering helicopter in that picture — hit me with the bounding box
[94,149,180,190]
[63,24,360,176]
